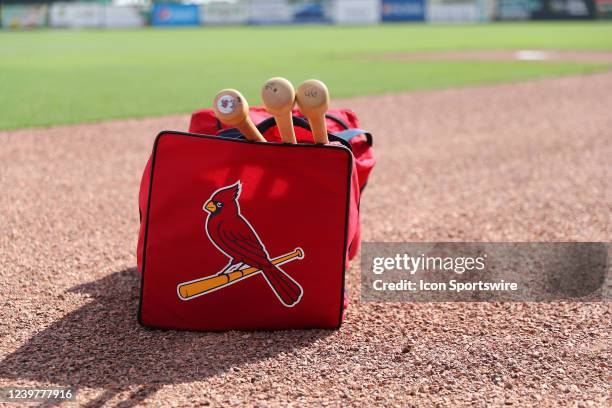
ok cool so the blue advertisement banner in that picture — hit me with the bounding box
[382,0,425,21]
[292,1,332,23]
[151,4,200,26]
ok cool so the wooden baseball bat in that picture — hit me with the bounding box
[261,77,297,144]
[212,89,266,142]
[296,79,329,144]
[177,248,304,300]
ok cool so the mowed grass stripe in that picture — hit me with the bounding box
[1,23,611,130]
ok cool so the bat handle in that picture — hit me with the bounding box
[276,111,297,144]
[237,116,266,142]
[307,114,328,144]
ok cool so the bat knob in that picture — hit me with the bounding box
[213,89,250,127]
[296,79,329,117]
[261,77,296,115]
[213,89,266,142]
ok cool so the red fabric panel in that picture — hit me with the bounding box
[138,132,355,330]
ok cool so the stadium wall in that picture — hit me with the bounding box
[0,0,605,29]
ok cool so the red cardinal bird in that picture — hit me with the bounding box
[203,181,303,307]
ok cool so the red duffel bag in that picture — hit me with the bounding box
[189,107,375,192]
[137,108,374,331]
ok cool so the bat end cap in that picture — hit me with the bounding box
[295,247,305,259]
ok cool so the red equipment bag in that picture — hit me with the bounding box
[137,107,374,331]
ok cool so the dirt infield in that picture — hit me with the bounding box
[1,71,610,407]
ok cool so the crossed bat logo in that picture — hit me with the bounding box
[177,181,305,307]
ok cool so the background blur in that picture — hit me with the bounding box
[2,0,611,29]
[1,0,611,131]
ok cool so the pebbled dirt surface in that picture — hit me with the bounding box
[1,71,611,407]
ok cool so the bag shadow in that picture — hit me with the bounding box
[0,268,331,407]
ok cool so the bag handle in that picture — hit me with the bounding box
[257,113,350,133]
[218,115,354,150]
[324,113,350,130]
[257,115,310,134]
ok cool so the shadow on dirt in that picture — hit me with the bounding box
[0,269,330,407]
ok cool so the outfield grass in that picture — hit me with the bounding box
[1,22,611,130]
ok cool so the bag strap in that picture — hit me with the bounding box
[334,129,373,147]
[254,113,349,132]
[257,115,310,134]
[218,115,353,150]
[325,113,350,130]
[217,115,372,150]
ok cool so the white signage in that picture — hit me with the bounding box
[202,1,249,25]
[333,0,381,24]
[427,1,479,22]
[103,6,145,28]
[50,3,104,28]
[249,0,292,23]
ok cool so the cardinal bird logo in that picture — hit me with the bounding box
[176,181,304,307]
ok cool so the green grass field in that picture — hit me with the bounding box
[1,22,612,130]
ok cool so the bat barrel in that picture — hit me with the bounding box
[261,77,297,144]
